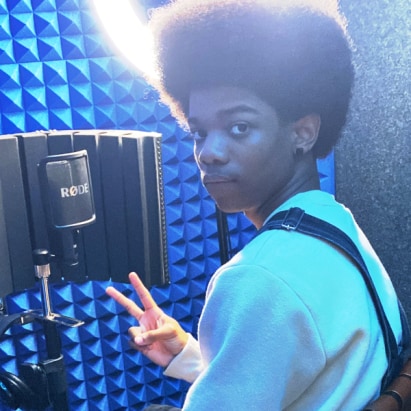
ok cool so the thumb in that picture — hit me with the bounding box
[136,324,176,346]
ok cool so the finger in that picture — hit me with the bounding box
[129,323,159,346]
[128,325,144,338]
[128,326,152,350]
[106,286,144,320]
[128,338,152,354]
[131,323,175,346]
[128,326,145,345]
[128,272,159,312]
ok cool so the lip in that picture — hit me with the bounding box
[202,174,234,185]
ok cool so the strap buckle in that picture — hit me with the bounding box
[281,207,305,231]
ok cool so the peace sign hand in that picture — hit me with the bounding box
[106,272,189,367]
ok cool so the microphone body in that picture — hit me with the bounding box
[38,150,96,266]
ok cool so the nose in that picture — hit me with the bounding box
[195,131,229,165]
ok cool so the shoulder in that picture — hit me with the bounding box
[205,261,319,326]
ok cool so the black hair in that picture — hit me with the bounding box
[148,0,355,158]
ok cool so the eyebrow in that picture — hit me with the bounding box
[218,104,260,116]
[188,104,260,124]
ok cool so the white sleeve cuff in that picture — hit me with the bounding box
[163,333,204,383]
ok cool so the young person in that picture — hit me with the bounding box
[106,0,407,409]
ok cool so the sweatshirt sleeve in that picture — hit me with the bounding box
[163,333,204,383]
[181,265,327,411]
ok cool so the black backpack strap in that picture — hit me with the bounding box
[257,207,409,390]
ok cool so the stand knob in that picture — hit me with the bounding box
[33,249,50,266]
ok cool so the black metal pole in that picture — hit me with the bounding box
[215,207,230,264]
[42,321,69,411]
[33,249,70,411]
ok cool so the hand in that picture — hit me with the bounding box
[106,272,189,367]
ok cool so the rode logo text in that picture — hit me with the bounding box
[61,183,89,198]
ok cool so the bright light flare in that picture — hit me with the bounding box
[91,0,157,79]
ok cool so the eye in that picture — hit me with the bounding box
[230,122,249,136]
[189,129,207,140]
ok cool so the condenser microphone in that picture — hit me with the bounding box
[38,150,96,266]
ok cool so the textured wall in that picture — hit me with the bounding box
[0,1,409,408]
[336,1,411,320]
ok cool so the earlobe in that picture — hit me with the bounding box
[292,114,321,154]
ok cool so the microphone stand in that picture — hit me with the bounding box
[0,249,84,411]
[33,248,84,411]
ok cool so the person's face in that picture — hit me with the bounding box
[188,86,299,225]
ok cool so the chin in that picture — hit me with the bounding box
[214,201,242,214]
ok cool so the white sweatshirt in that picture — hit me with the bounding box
[165,190,403,411]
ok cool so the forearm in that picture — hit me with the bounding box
[163,334,204,383]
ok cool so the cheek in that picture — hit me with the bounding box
[246,139,294,183]
[250,138,289,167]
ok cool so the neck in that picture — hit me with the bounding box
[245,154,320,229]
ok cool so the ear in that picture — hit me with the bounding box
[291,114,321,155]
